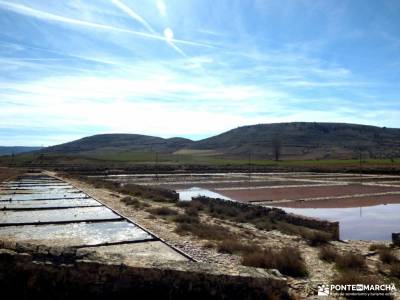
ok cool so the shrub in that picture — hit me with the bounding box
[379,248,398,264]
[70,176,179,202]
[173,214,199,224]
[121,196,150,208]
[369,243,389,251]
[217,239,260,255]
[146,207,178,216]
[390,263,400,278]
[335,252,367,272]
[203,241,214,249]
[175,222,230,241]
[121,196,139,206]
[298,229,331,246]
[175,201,190,208]
[174,197,334,244]
[319,245,338,263]
[185,206,200,217]
[241,247,308,278]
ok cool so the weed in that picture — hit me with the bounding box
[241,247,308,277]
[378,248,398,265]
[217,239,260,255]
[335,252,367,272]
[319,245,338,263]
[146,207,178,216]
[390,263,400,278]
[175,222,230,241]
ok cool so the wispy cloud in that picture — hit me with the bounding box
[156,0,167,17]
[109,0,187,56]
[111,0,156,33]
[0,0,399,146]
[0,1,213,48]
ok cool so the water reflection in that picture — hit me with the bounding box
[177,187,231,201]
[281,204,400,240]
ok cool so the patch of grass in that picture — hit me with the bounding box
[335,252,367,272]
[319,245,338,263]
[217,239,261,255]
[332,271,393,299]
[146,207,178,216]
[241,247,308,278]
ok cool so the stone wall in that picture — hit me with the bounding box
[193,196,339,240]
[0,243,288,300]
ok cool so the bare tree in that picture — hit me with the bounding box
[272,134,282,161]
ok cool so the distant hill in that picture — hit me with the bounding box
[37,123,400,160]
[185,122,400,159]
[42,134,193,154]
[0,146,42,156]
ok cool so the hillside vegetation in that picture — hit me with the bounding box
[39,122,400,160]
[1,123,399,169]
[188,122,400,160]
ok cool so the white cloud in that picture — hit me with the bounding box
[156,0,167,17]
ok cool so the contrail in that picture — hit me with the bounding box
[0,1,215,49]
[111,0,155,33]
[110,0,187,57]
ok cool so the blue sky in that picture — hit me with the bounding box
[0,0,399,146]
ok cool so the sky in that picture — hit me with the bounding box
[0,0,399,146]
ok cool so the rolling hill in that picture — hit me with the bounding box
[43,134,193,155]
[185,122,400,159]
[35,122,400,160]
[0,146,42,156]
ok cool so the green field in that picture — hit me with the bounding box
[1,150,399,171]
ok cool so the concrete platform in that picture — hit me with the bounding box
[0,192,89,201]
[0,174,191,263]
[1,198,101,210]
[0,221,153,247]
[0,206,121,225]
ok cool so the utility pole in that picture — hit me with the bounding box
[155,151,159,181]
[248,151,252,187]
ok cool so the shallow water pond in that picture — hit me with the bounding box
[280,204,400,240]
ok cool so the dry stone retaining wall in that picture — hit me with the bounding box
[0,243,288,300]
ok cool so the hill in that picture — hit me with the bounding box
[31,122,400,160]
[0,146,42,156]
[43,134,193,155]
[185,122,400,159]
